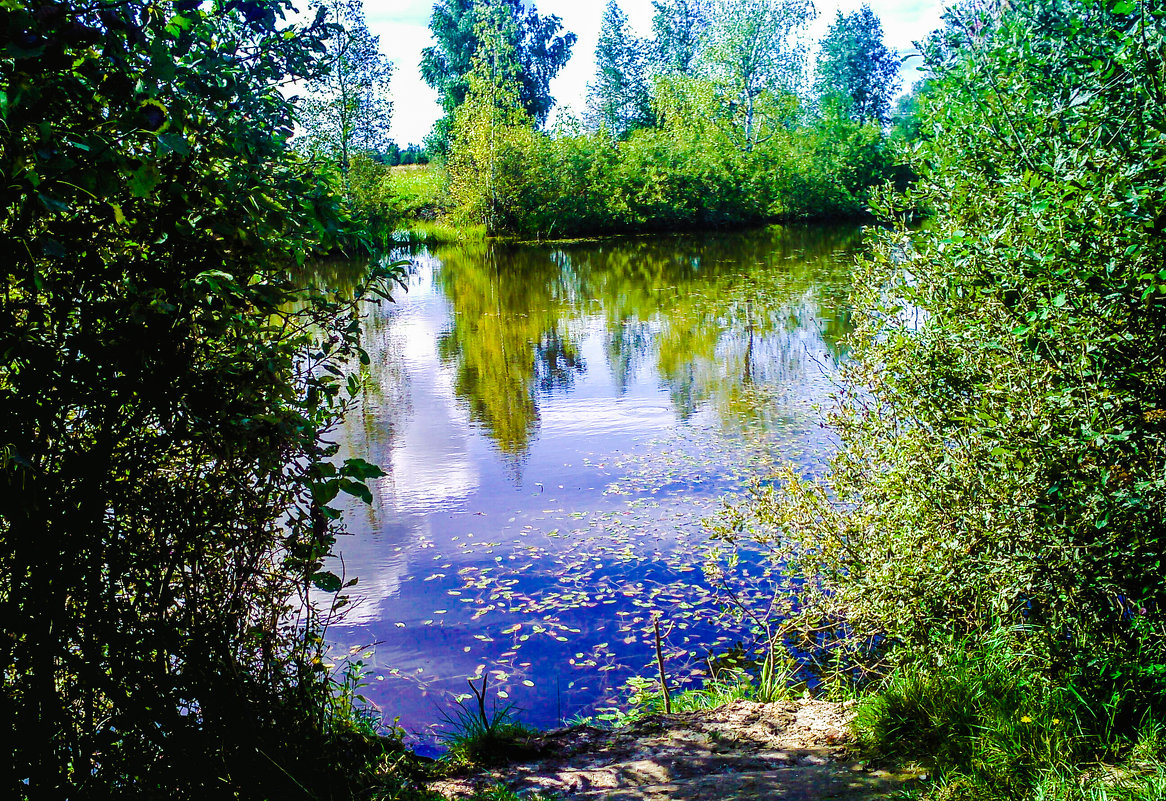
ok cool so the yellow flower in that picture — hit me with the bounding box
[1052,718,1060,725]
[1021,715,1033,723]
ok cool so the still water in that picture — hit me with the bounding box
[324,224,862,751]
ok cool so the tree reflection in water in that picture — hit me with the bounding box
[431,225,860,457]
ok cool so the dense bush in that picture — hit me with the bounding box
[441,96,894,239]
[436,3,901,239]
[719,0,1166,669]
[703,2,1166,791]
[0,1,401,796]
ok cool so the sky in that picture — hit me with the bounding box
[366,0,947,147]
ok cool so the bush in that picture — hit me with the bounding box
[1,1,401,796]
[716,0,1166,664]
[704,0,1166,790]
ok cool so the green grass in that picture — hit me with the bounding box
[435,679,537,769]
[853,630,1166,801]
[393,219,487,246]
[385,164,449,221]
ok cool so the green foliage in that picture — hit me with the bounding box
[597,661,780,724]
[420,0,576,155]
[651,0,712,75]
[700,0,814,151]
[814,5,900,124]
[297,0,394,171]
[385,163,451,221]
[713,0,1166,663]
[438,0,896,237]
[587,0,654,137]
[438,676,535,767]
[856,631,1166,800]
[701,0,1166,792]
[856,632,1081,792]
[446,3,544,235]
[0,0,403,796]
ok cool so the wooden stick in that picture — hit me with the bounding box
[654,616,672,714]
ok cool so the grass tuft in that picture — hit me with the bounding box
[437,676,536,768]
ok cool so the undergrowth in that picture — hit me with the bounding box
[854,631,1166,801]
[436,677,537,768]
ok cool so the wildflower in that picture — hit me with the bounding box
[1021,715,1033,723]
[1052,718,1060,725]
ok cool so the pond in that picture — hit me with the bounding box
[323,224,863,753]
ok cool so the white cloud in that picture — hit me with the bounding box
[365,0,945,147]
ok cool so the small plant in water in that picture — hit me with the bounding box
[439,675,534,766]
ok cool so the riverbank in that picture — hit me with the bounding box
[428,698,922,800]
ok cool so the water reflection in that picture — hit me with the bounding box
[430,226,857,458]
[325,225,862,752]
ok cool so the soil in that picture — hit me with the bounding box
[428,698,923,800]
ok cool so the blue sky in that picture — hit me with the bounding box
[365,0,946,146]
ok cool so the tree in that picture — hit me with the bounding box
[420,0,576,155]
[814,5,900,124]
[1,0,400,795]
[701,0,815,150]
[587,0,654,137]
[651,0,712,75]
[446,1,543,233]
[298,0,394,171]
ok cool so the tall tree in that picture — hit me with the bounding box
[587,0,654,137]
[446,1,537,233]
[298,0,394,170]
[651,0,712,75]
[701,0,815,150]
[420,0,576,154]
[814,5,900,124]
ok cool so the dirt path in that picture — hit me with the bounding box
[430,699,921,800]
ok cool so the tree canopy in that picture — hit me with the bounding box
[651,0,712,75]
[420,0,576,154]
[587,0,654,137]
[297,0,395,170]
[701,0,815,150]
[814,5,900,124]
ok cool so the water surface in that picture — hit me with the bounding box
[324,225,862,750]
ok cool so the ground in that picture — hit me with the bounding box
[429,698,922,800]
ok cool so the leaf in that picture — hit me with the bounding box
[340,479,373,504]
[158,133,191,156]
[311,572,343,593]
[129,164,161,198]
[37,193,70,214]
[343,458,386,480]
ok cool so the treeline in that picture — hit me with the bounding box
[327,0,916,239]
[448,0,910,236]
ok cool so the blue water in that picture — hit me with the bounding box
[323,225,861,752]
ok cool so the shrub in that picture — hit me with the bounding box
[1,1,401,796]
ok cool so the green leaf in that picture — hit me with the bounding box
[340,479,373,504]
[343,458,385,480]
[311,572,343,593]
[310,479,340,505]
[129,164,162,198]
[158,133,191,156]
